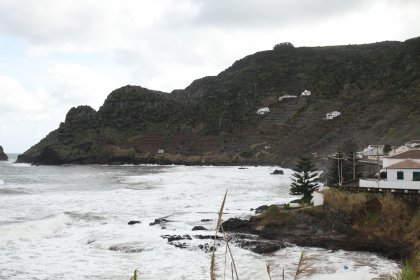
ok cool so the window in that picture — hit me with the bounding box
[397,171,404,180]
[413,172,420,181]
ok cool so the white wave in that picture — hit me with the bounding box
[0,213,72,244]
[0,179,4,185]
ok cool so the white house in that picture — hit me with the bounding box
[382,149,420,169]
[325,111,341,120]
[360,149,420,191]
[278,95,297,101]
[405,140,420,149]
[157,149,164,154]
[362,144,384,160]
[257,107,270,115]
[301,90,311,96]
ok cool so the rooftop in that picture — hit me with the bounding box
[386,149,420,159]
[387,159,420,169]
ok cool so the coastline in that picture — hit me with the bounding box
[222,192,419,262]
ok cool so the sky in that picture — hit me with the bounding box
[0,0,419,153]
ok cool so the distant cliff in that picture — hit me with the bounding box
[0,146,8,161]
[18,37,420,165]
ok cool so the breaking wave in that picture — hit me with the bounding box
[0,213,72,244]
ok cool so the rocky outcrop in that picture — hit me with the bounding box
[222,205,413,260]
[0,146,8,161]
[17,37,420,165]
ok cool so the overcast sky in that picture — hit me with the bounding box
[0,0,419,152]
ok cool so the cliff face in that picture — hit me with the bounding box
[18,37,420,165]
[0,146,8,161]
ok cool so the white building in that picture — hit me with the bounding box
[325,111,341,120]
[278,95,297,101]
[257,107,270,115]
[301,90,311,96]
[157,149,164,154]
[362,145,384,160]
[405,140,420,149]
[360,149,420,191]
[382,149,420,169]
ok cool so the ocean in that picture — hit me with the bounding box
[0,154,398,279]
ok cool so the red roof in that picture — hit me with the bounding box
[386,149,420,159]
[387,159,420,169]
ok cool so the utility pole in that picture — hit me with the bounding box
[329,153,343,187]
[353,152,356,180]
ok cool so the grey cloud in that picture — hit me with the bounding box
[193,0,377,27]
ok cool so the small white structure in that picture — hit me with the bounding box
[362,145,384,160]
[157,149,164,154]
[257,107,270,115]
[278,95,297,101]
[301,90,311,96]
[405,140,420,149]
[325,111,341,120]
[360,149,420,190]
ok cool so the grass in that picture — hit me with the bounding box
[256,205,291,226]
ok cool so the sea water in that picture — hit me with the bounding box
[0,155,398,279]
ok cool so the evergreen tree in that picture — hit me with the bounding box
[290,156,319,198]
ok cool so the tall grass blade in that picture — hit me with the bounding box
[211,189,228,280]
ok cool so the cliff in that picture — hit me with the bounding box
[18,37,420,165]
[0,146,7,161]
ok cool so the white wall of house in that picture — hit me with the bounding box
[388,146,410,156]
[257,107,270,114]
[387,168,420,181]
[405,141,420,149]
[359,179,420,190]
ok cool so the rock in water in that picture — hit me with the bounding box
[271,169,284,175]
[0,146,8,161]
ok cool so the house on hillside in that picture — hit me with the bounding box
[362,144,384,160]
[359,149,420,191]
[278,95,297,101]
[301,90,311,96]
[325,111,341,120]
[257,107,270,115]
[405,140,420,149]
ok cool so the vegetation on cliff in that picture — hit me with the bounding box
[17,37,420,165]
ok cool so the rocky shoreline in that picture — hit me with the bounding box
[221,205,413,261]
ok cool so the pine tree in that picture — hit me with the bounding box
[290,156,319,199]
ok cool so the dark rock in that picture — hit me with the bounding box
[237,239,284,254]
[149,218,170,226]
[221,218,250,231]
[193,235,223,240]
[201,219,212,222]
[0,146,7,161]
[250,205,269,214]
[172,242,188,249]
[128,220,141,225]
[192,226,208,231]
[198,243,216,253]
[108,242,143,253]
[270,169,284,175]
[161,234,192,243]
